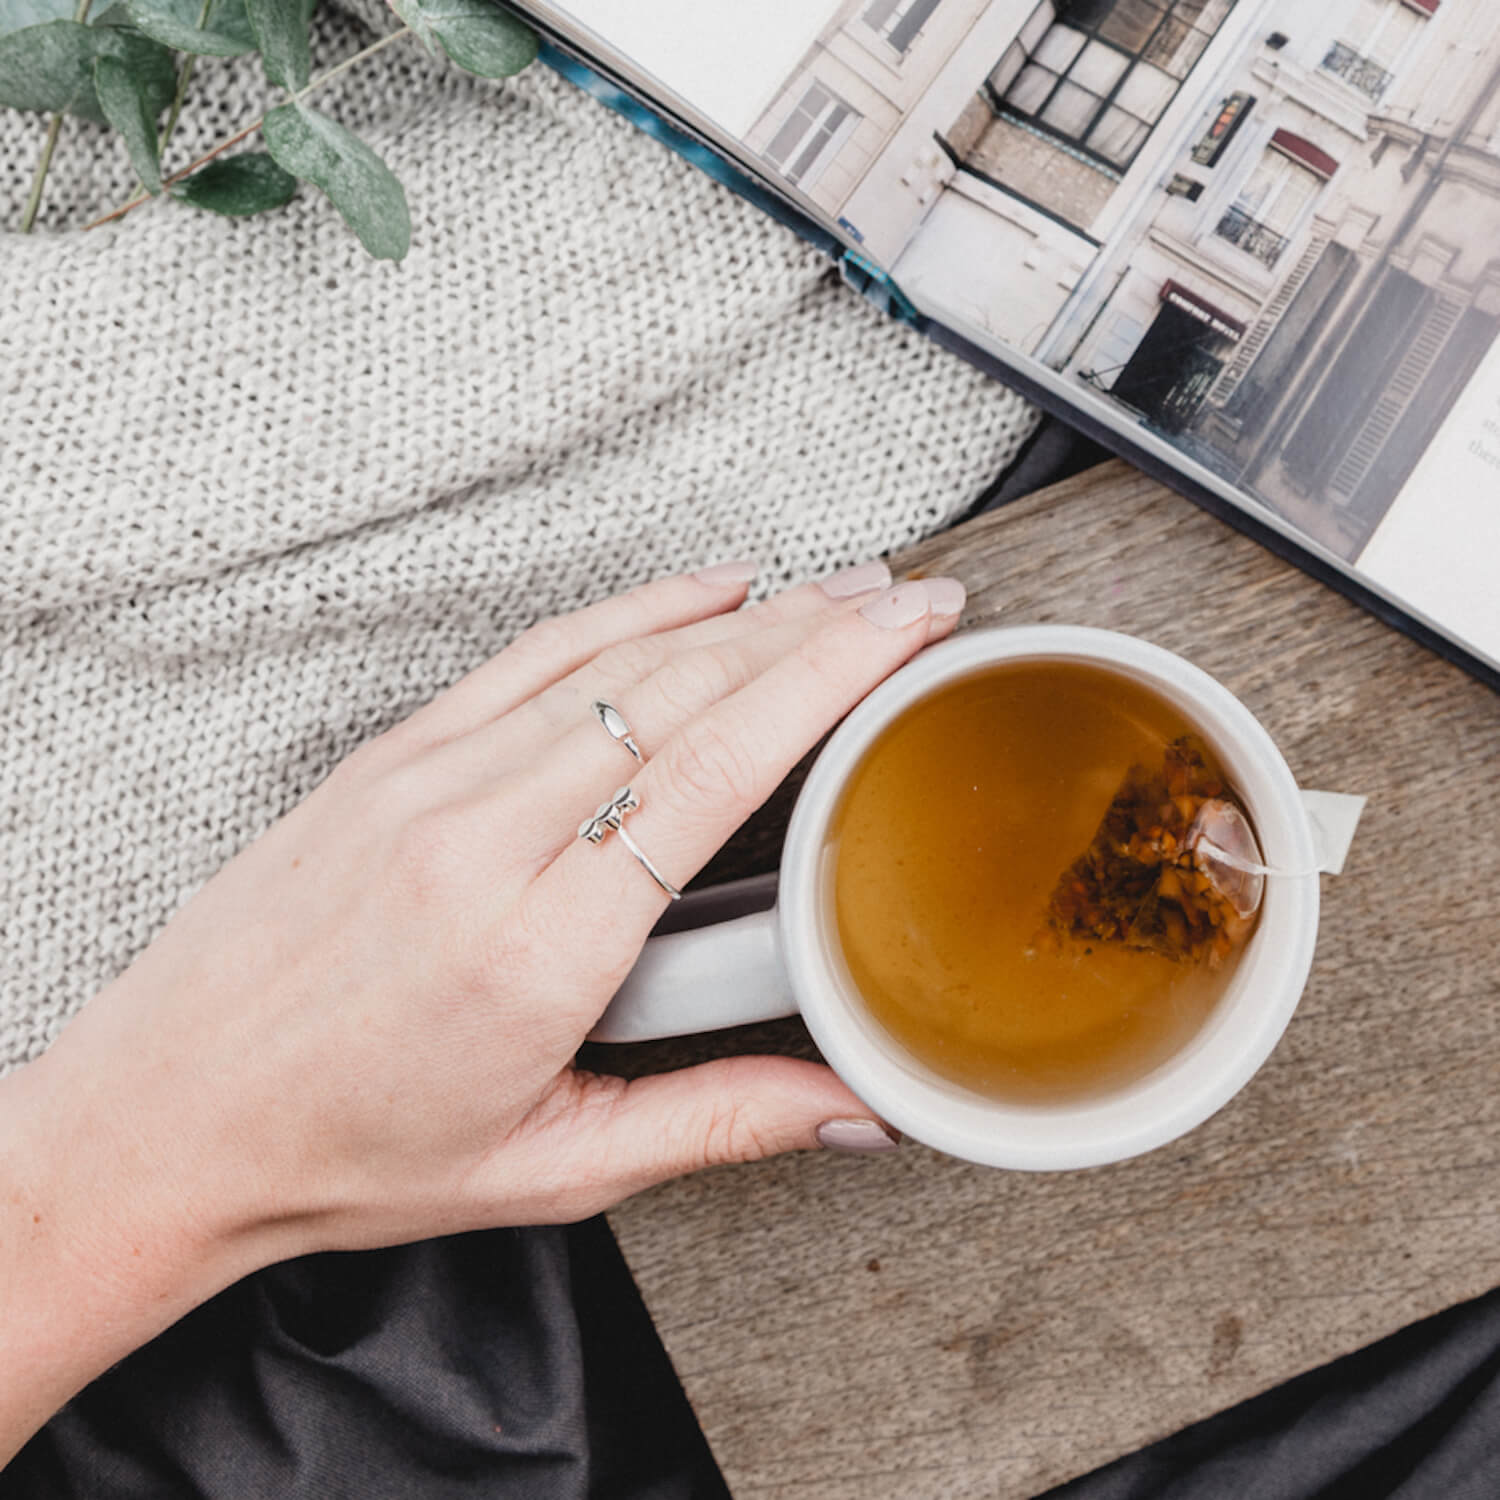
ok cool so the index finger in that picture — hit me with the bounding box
[526,578,965,999]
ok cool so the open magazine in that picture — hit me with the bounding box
[509,0,1499,686]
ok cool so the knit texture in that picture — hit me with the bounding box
[0,6,1038,1069]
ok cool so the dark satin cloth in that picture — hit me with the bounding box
[4,1219,729,1499]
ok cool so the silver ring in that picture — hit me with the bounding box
[577,784,681,900]
[591,700,642,762]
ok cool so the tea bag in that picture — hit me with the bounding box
[1043,737,1262,967]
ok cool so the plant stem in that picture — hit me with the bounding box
[16,0,95,232]
[291,23,409,100]
[18,115,67,233]
[158,0,216,158]
[84,24,413,231]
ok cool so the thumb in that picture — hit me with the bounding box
[590,1055,900,1195]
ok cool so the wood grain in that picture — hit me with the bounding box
[603,461,1500,1499]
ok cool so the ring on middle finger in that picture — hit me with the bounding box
[591,699,643,763]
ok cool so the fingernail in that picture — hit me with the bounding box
[819,560,891,599]
[693,559,758,587]
[859,583,929,630]
[921,577,966,617]
[816,1118,901,1153]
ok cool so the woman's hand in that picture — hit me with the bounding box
[0,559,964,1460]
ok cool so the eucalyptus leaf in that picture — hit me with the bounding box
[0,0,72,38]
[0,18,164,119]
[93,51,160,190]
[0,20,97,113]
[262,101,409,260]
[389,0,432,53]
[393,0,534,78]
[244,0,306,89]
[122,0,255,56]
[88,22,171,117]
[173,151,296,214]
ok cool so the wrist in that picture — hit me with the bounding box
[0,1021,295,1461]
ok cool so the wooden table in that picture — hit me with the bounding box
[601,461,1500,1499]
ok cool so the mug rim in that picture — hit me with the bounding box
[779,625,1320,1171]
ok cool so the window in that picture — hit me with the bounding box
[1215,147,1323,267]
[987,0,1237,172]
[1320,0,1428,102]
[763,84,861,190]
[864,0,943,54]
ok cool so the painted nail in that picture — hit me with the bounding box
[816,1118,901,1153]
[921,577,966,617]
[859,583,930,630]
[819,560,892,599]
[693,559,759,587]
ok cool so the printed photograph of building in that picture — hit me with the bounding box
[1047,0,1500,560]
[742,2,1262,352]
[741,0,1497,563]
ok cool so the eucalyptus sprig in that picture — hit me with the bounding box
[0,0,537,257]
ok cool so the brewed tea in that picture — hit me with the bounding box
[829,661,1258,1104]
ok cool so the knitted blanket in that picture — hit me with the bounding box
[0,4,1037,1070]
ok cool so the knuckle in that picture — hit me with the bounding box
[667,718,762,815]
[699,1097,774,1168]
[496,615,569,683]
[791,628,862,703]
[649,647,737,723]
[510,613,570,664]
[592,635,668,691]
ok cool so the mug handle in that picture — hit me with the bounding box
[587,872,798,1043]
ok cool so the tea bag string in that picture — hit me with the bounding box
[1193,836,1320,881]
[1187,798,1318,922]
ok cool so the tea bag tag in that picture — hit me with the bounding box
[1299,790,1366,876]
[1187,789,1367,920]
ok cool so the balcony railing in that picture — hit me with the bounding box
[1321,40,1393,103]
[1215,203,1289,267]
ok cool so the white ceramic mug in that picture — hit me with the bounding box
[591,625,1325,1171]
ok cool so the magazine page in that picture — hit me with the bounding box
[518,0,866,235]
[527,1,845,140]
[873,0,1500,672]
[525,0,1499,673]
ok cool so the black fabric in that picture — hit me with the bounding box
[1041,1283,1500,1500]
[4,1218,729,1500]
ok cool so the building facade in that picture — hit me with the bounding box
[743,0,1500,558]
[1215,0,1500,555]
[742,0,1026,266]
[744,0,1260,354]
[1048,0,1500,558]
